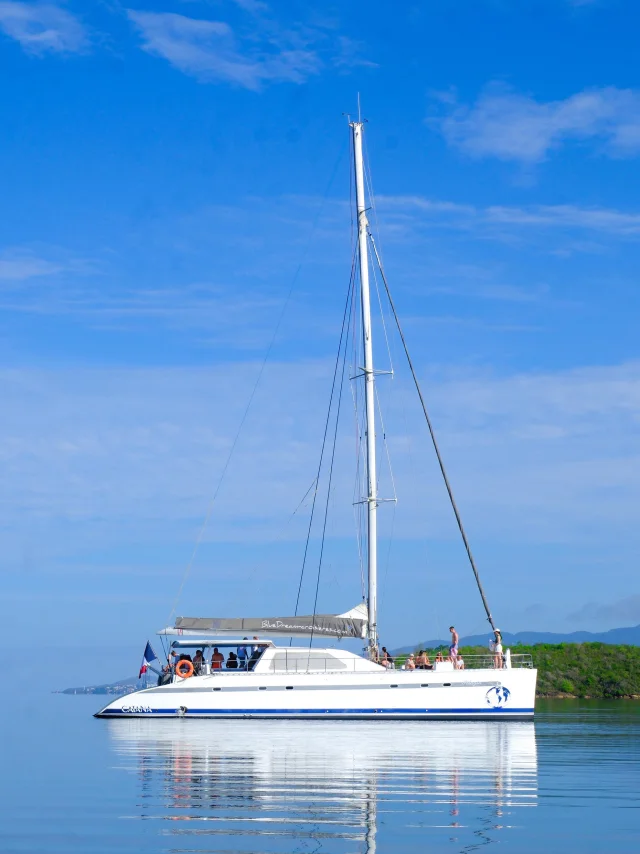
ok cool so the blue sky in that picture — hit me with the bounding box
[3,0,640,656]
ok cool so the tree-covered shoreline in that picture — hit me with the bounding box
[395,642,640,699]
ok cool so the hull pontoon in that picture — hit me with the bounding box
[96,644,535,720]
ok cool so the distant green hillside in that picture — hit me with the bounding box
[396,642,640,699]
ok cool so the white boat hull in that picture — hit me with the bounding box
[95,667,536,720]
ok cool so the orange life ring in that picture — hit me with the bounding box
[175,660,194,679]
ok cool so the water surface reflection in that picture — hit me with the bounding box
[108,720,537,853]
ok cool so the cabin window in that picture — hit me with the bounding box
[270,652,347,672]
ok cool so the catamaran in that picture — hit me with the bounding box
[96,118,537,720]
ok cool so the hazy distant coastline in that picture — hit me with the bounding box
[57,678,139,696]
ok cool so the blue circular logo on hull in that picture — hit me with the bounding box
[485,686,511,707]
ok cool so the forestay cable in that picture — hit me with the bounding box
[309,273,354,649]
[168,147,346,624]
[368,231,497,632]
[292,254,357,619]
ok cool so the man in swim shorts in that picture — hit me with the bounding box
[449,626,459,663]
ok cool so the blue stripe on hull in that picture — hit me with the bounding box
[98,706,534,718]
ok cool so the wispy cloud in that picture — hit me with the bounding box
[0,194,351,348]
[4,360,640,542]
[0,249,65,282]
[568,595,640,626]
[0,1,87,55]
[127,8,321,89]
[378,195,640,239]
[127,2,373,89]
[0,281,285,348]
[3,359,640,635]
[333,35,378,70]
[433,84,640,163]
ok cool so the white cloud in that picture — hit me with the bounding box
[568,595,640,626]
[0,2,87,55]
[0,280,286,348]
[127,9,320,89]
[0,250,64,281]
[378,195,640,239]
[3,359,640,637]
[3,360,640,546]
[333,35,378,70]
[231,0,269,11]
[435,84,640,163]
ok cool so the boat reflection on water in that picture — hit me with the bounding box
[108,720,537,853]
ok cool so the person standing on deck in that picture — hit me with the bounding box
[449,626,459,663]
[492,629,504,669]
[237,639,249,670]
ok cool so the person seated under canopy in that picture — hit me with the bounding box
[211,647,225,670]
[193,649,205,675]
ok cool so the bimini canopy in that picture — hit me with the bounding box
[160,603,368,640]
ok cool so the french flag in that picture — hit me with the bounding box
[139,641,158,678]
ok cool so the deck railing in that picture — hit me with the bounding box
[165,650,534,679]
[260,651,534,674]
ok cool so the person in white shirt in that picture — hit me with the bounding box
[492,629,503,669]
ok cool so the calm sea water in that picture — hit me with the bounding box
[2,694,638,853]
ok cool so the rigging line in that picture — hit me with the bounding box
[363,134,384,263]
[381,499,397,600]
[240,476,320,603]
[168,369,265,623]
[361,139,391,370]
[309,275,352,651]
[167,146,346,625]
[349,276,366,600]
[349,379,366,600]
[368,230,497,632]
[374,384,397,502]
[288,478,318,522]
[354,357,369,595]
[160,633,169,666]
[292,253,357,620]
[369,250,394,374]
[349,124,355,257]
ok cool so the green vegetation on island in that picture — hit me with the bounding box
[396,643,640,699]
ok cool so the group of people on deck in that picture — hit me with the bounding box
[404,649,465,670]
[380,626,505,671]
[166,637,265,678]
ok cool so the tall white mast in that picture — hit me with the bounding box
[350,119,378,659]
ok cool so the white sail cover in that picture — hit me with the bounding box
[172,604,368,639]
